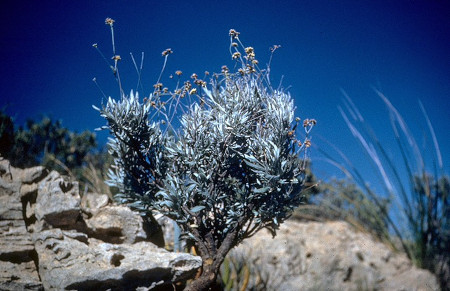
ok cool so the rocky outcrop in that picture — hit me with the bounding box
[232,220,440,290]
[0,158,441,290]
[0,158,201,290]
[0,160,43,290]
[33,229,198,290]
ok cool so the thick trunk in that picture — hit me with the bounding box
[185,228,239,290]
[184,260,221,291]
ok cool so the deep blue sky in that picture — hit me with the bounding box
[1,0,449,185]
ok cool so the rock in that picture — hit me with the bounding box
[11,165,47,185]
[0,158,13,181]
[3,158,439,290]
[81,192,110,213]
[20,183,39,200]
[0,220,41,291]
[0,159,201,290]
[0,157,47,185]
[0,159,43,290]
[34,171,81,228]
[0,261,42,291]
[156,214,187,252]
[232,220,440,291]
[85,205,148,244]
[0,220,35,261]
[0,181,22,220]
[32,229,201,290]
[0,161,22,221]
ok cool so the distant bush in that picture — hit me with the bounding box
[0,109,112,195]
[0,110,96,169]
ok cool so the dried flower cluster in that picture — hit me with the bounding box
[105,18,115,26]
[161,48,173,56]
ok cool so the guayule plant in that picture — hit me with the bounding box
[95,21,314,290]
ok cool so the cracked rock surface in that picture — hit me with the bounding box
[232,220,440,290]
[0,157,440,290]
[0,158,201,290]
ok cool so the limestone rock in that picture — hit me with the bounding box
[0,158,13,181]
[35,171,81,228]
[32,229,201,290]
[0,219,41,291]
[0,159,200,290]
[0,159,42,290]
[81,192,109,213]
[11,165,47,185]
[0,220,34,261]
[233,220,440,291]
[0,179,22,220]
[85,205,148,244]
[4,158,439,290]
[0,261,42,291]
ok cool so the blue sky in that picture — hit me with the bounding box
[1,0,449,185]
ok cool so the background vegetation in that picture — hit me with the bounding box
[293,91,449,289]
[0,108,112,196]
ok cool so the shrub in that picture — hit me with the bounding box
[94,20,314,290]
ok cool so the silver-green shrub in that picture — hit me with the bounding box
[159,70,310,243]
[94,92,169,212]
[94,23,314,289]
